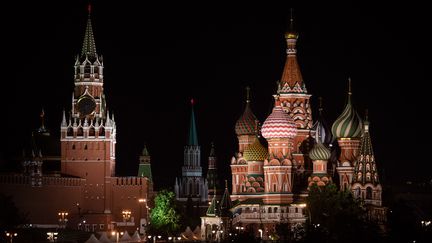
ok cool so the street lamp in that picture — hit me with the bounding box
[58,211,69,228]
[258,229,263,238]
[111,231,119,243]
[47,232,58,242]
[122,210,131,226]
[5,232,18,243]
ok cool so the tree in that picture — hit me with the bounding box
[304,183,381,243]
[0,193,28,231]
[148,190,181,236]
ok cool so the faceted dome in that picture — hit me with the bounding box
[309,142,331,161]
[235,102,258,136]
[243,139,268,161]
[261,106,297,139]
[331,97,363,139]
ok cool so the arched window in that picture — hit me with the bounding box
[99,127,105,136]
[72,144,75,150]
[268,207,272,213]
[84,144,88,150]
[89,127,95,136]
[273,184,277,192]
[67,127,73,136]
[355,187,361,198]
[366,187,372,200]
[77,127,83,136]
[274,207,278,213]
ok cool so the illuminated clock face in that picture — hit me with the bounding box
[77,95,96,116]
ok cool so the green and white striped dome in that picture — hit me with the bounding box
[309,142,331,161]
[243,139,268,161]
[331,95,363,139]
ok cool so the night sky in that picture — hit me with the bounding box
[1,2,431,190]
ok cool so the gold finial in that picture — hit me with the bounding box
[246,86,250,103]
[348,77,352,96]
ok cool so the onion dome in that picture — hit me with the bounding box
[312,98,333,144]
[331,79,363,138]
[235,87,259,136]
[261,100,297,139]
[243,139,268,161]
[309,142,331,161]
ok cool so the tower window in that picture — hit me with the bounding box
[84,144,88,150]
[366,187,372,200]
[72,144,75,150]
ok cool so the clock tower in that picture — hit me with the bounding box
[60,5,116,214]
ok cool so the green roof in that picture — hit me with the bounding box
[81,9,97,59]
[188,102,198,146]
[138,164,153,183]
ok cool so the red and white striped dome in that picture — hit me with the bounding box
[261,106,297,139]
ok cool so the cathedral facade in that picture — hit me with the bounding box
[0,6,153,233]
[224,16,386,239]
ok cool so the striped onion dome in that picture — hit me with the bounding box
[235,102,258,136]
[261,105,297,139]
[243,139,268,161]
[331,94,363,139]
[309,142,331,161]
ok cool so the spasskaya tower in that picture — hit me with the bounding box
[60,5,116,215]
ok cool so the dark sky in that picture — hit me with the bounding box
[1,2,431,189]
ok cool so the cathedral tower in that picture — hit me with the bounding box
[60,5,116,214]
[235,87,259,153]
[261,97,297,204]
[331,79,363,190]
[138,144,153,183]
[175,99,208,202]
[276,14,313,175]
[351,111,382,206]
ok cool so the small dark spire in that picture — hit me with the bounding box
[209,142,215,157]
[365,109,369,122]
[188,99,198,146]
[318,97,323,114]
[87,3,92,15]
[225,179,228,189]
[246,86,251,103]
[290,8,294,30]
[348,77,352,96]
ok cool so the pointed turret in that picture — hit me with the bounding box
[138,144,152,182]
[352,111,383,209]
[219,180,232,217]
[81,4,97,60]
[188,99,198,146]
[206,189,218,217]
[207,142,220,197]
[37,108,50,136]
[353,111,380,186]
[61,109,67,127]
[279,10,306,94]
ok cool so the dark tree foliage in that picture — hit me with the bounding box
[303,183,381,243]
[0,193,28,231]
[148,190,181,236]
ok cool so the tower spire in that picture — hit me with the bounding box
[246,86,251,103]
[81,3,97,59]
[279,8,305,93]
[188,99,198,146]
